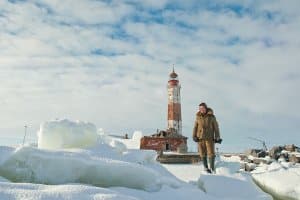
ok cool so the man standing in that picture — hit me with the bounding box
[193,102,222,173]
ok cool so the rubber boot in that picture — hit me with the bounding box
[202,157,211,173]
[208,156,216,173]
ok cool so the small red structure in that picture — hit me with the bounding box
[140,129,187,152]
[140,68,188,153]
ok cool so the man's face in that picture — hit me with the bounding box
[199,106,207,114]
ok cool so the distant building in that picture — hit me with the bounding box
[140,68,188,153]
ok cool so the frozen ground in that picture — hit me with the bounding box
[0,119,294,199]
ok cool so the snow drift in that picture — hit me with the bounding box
[252,162,300,200]
[119,131,143,149]
[0,182,139,200]
[198,174,270,199]
[0,144,273,200]
[163,156,271,200]
[37,119,98,149]
[0,146,176,192]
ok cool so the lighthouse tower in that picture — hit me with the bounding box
[139,68,188,153]
[167,68,182,135]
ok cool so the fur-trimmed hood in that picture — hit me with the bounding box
[196,107,214,117]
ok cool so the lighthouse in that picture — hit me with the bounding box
[167,68,182,135]
[140,67,187,153]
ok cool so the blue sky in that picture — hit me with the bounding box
[0,0,300,152]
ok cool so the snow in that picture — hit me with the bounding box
[198,174,268,199]
[0,145,180,192]
[113,184,216,200]
[162,156,270,200]
[252,162,300,200]
[0,182,138,200]
[0,176,10,182]
[0,142,273,200]
[0,146,15,164]
[0,119,276,200]
[37,119,98,149]
[115,131,143,149]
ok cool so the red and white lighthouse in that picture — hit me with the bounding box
[167,68,182,135]
[140,68,187,153]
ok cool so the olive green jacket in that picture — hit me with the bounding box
[193,111,220,140]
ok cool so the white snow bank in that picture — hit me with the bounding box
[0,182,139,200]
[201,157,271,200]
[116,131,143,149]
[109,139,127,153]
[0,143,275,200]
[122,149,157,164]
[198,174,270,200]
[252,164,300,200]
[83,143,157,165]
[215,156,242,177]
[113,184,214,200]
[163,156,271,200]
[0,176,10,182]
[37,119,98,149]
[0,146,179,192]
[0,146,15,165]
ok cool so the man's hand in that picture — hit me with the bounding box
[214,138,223,144]
[193,136,199,142]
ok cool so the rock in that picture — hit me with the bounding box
[279,154,288,162]
[252,158,269,165]
[257,151,267,158]
[241,163,257,172]
[239,154,247,161]
[243,157,252,163]
[289,154,300,163]
[245,149,266,158]
[281,151,289,160]
[269,146,283,160]
[284,144,299,152]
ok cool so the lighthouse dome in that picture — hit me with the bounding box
[169,68,178,78]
